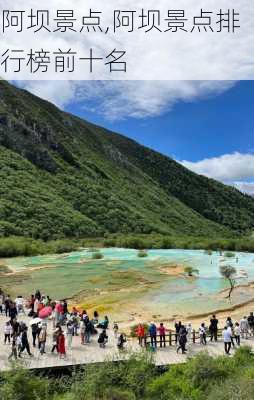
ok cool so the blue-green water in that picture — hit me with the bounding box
[4,248,254,320]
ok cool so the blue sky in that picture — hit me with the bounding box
[66,81,253,163]
[19,80,254,194]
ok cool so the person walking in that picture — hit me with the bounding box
[0,292,3,314]
[209,315,218,342]
[29,294,35,315]
[15,295,25,315]
[93,310,99,324]
[34,298,39,315]
[8,334,18,360]
[51,327,60,353]
[18,326,33,357]
[117,333,127,350]
[247,312,254,335]
[9,302,18,321]
[234,322,241,346]
[226,316,233,328]
[66,321,74,349]
[177,325,187,354]
[57,331,66,359]
[11,318,20,337]
[230,322,235,348]
[98,329,108,348]
[38,324,47,355]
[199,323,207,345]
[63,300,68,316]
[186,323,192,343]
[175,321,182,344]
[4,321,12,344]
[71,313,79,336]
[85,319,93,344]
[113,322,119,339]
[31,322,40,348]
[35,290,41,301]
[4,295,11,317]
[223,326,232,355]
[80,320,85,345]
[240,316,249,339]
[54,301,63,325]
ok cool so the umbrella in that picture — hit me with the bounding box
[39,306,52,319]
[29,317,42,326]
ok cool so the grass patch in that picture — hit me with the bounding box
[137,249,148,258]
[91,251,104,259]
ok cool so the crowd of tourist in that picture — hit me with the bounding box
[0,288,127,361]
[136,312,254,355]
[1,287,254,361]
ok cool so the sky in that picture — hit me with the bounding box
[18,80,254,195]
[3,0,254,81]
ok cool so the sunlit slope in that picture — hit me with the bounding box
[0,81,253,239]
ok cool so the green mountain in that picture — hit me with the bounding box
[0,80,253,240]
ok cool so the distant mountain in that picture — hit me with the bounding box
[0,80,253,240]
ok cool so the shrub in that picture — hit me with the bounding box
[103,238,117,247]
[91,251,104,259]
[184,266,199,277]
[137,250,148,258]
[206,377,254,400]
[224,251,235,258]
[0,368,49,400]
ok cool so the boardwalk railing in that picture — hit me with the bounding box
[140,329,224,348]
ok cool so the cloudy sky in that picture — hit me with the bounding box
[2,0,254,80]
[17,80,254,195]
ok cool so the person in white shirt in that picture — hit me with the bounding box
[223,326,232,354]
[234,322,241,346]
[199,323,207,345]
[240,316,249,339]
[15,296,25,315]
[186,323,192,344]
[4,321,12,344]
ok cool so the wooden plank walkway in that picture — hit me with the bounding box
[1,314,254,371]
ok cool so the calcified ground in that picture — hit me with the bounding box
[1,248,254,327]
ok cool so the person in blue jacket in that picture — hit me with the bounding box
[148,322,157,348]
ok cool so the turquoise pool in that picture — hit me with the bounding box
[3,248,254,321]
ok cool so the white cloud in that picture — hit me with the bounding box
[16,81,76,109]
[181,152,254,182]
[1,0,254,80]
[18,80,235,120]
[77,81,235,120]
[233,182,254,196]
[181,152,254,195]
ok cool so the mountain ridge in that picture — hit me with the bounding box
[0,80,253,240]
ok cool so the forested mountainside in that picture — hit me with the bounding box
[0,80,253,240]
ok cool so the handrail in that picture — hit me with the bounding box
[139,328,225,347]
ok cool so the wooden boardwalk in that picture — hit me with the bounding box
[1,314,254,371]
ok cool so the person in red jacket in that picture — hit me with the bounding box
[57,332,66,359]
[136,323,145,346]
